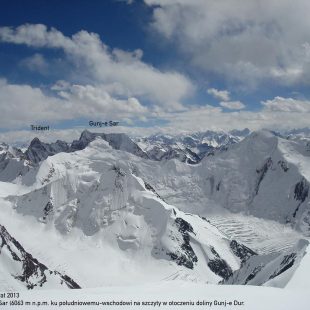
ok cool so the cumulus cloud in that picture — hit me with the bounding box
[0,79,68,127]
[20,53,48,73]
[207,88,230,101]
[0,76,308,133]
[219,101,245,110]
[0,24,194,106]
[0,79,148,128]
[158,102,310,132]
[1,95,310,144]
[0,23,309,135]
[145,0,310,87]
[262,96,310,112]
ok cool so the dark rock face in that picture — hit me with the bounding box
[185,148,201,164]
[0,224,80,290]
[294,178,309,203]
[167,218,198,269]
[25,130,149,166]
[278,160,289,172]
[207,247,233,280]
[42,201,54,221]
[268,253,297,280]
[144,181,165,202]
[244,266,263,284]
[25,138,70,164]
[230,240,257,264]
[255,157,273,195]
[293,178,309,218]
[71,130,149,159]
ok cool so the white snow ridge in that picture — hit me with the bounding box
[0,129,309,299]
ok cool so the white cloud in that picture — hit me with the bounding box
[207,88,230,101]
[157,102,310,133]
[0,79,69,127]
[145,0,310,87]
[0,24,194,107]
[0,79,149,128]
[0,76,308,134]
[20,53,48,73]
[1,95,310,144]
[262,96,310,112]
[219,101,245,110]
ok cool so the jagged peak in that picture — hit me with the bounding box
[79,129,93,140]
[29,137,42,146]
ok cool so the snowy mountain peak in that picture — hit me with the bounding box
[71,131,149,159]
[29,137,42,146]
[135,128,251,163]
[4,139,264,285]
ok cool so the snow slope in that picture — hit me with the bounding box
[198,131,310,234]
[5,281,309,310]
[0,224,80,290]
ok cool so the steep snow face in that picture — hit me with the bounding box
[0,224,80,290]
[3,138,260,287]
[198,131,310,234]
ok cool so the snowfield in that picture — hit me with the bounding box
[4,281,310,310]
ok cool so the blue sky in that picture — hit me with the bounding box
[0,0,310,141]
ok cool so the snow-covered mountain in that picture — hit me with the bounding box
[198,131,310,234]
[0,130,149,182]
[0,128,250,183]
[0,143,30,182]
[25,138,70,164]
[134,128,250,163]
[2,138,261,288]
[223,239,309,287]
[25,130,148,165]
[0,224,80,290]
[0,129,309,290]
